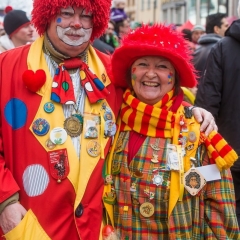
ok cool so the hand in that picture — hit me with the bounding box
[0,203,27,234]
[192,107,218,137]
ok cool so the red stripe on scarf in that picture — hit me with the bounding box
[210,133,222,146]
[128,110,137,129]
[156,110,168,135]
[219,145,232,158]
[211,150,220,160]
[141,104,154,135]
[124,90,131,101]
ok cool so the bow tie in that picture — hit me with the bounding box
[51,58,109,104]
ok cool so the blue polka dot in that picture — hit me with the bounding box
[57,18,62,23]
[4,98,27,130]
[51,93,61,103]
[93,78,105,90]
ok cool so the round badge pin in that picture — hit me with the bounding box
[86,140,101,157]
[104,111,113,121]
[104,120,117,137]
[64,116,83,137]
[32,118,50,136]
[139,202,155,218]
[45,138,56,150]
[188,131,197,143]
[50,127,68,145]
[44,102,55,113]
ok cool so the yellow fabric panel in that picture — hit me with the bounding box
[27,37,115,211]
[27,37,79,193]
[4,210,50,240]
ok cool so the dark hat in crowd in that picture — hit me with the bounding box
[3,7,30,36]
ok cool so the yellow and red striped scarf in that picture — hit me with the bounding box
[120,88,238,171]
[120,88,181,138]
[202,131,238,170]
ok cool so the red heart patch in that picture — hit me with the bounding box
[22,69,46,92]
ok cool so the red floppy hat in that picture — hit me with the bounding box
[111,24,197,88]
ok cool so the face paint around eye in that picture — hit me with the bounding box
[57,18,62,23]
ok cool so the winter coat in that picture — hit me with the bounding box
[0,34,15,52]
[195,19,240,171]
[193,33,222,85]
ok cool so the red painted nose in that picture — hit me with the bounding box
[74,23,81,28]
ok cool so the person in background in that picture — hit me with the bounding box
[100,20,119,49]
[110,0,128,23]
[0,23,4,37]
[181,28,195,52]
[181,28,196,104]
[104,23,239,239]
[193,13,229,89]
[195,0,240,227]
[93,20,119,54]
[110,0,130,40]
[114,18,130,39]
[191,24,205,49]
[0,6,33,52]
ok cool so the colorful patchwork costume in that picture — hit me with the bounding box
[103,24,240,240]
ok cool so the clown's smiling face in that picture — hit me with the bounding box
[47,6,93,57]
[131,56,175,105]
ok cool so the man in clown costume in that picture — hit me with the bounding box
[0,0,218,239]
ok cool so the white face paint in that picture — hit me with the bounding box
[56,26,93,46]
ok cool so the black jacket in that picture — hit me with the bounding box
[195,19,240,170]
[193,33,222,84]
[92,38,115,54]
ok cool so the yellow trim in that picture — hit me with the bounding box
[168,106,201,217]
[28,36,79,193]
[27,37,115,212]
[4,210,50,240]
[181,87,195,104]
[103,119,121,226]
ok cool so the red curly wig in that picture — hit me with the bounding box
[111,23,197,88]
[31,0,111,41]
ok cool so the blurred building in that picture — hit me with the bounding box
[0,0,32,17]
[125,0,239,26]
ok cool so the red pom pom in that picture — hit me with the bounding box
[4,6,13,14]
[102,225,115,238]
[22,69,46,92]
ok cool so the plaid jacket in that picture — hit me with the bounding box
[112,132,239,240]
